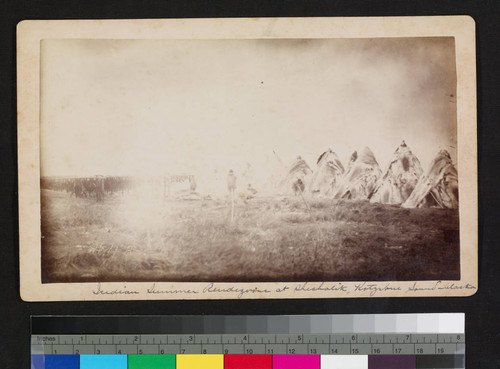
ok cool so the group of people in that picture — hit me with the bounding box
[226,169,258,203]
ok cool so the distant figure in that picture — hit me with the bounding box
[239,183,258,204]
[189,176,197,193]
[247,184,258,196]
[292,178,305,196]
[350,151,358,163]
[227,170,237,193]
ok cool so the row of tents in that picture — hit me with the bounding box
[41,141,458,209]
[279,141,458,209]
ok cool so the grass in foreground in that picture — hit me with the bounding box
[41,190,460,282]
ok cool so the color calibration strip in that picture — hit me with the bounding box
[31,314,465,369]
[31,353,465,369]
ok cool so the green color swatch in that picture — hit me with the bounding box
[128,355,176,369]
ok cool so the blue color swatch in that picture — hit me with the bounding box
[32,354,79,369]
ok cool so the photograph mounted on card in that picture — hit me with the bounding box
[17,17,477,301]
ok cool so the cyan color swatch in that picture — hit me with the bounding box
[80,355,127,369]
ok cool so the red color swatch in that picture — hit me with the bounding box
[224,355,273,369]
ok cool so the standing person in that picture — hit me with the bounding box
[227,170,237,194]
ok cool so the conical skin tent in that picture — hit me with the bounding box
[371,141,423,205]
[309,149,345,196]
[333,147,382,200]
[402,149,459,209]
[279,156,313,195]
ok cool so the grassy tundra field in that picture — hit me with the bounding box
[41,189,460,283]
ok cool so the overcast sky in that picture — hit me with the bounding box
[40,37,457,180]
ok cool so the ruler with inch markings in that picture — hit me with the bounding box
[32,332,465,356]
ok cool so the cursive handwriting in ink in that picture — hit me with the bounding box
[294,282,348,293]
[407,281,476,292]
[203,283,272,299]
[146,283,199,294]
[354,282,402,296]
[92,283,140,295]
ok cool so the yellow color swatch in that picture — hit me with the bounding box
[176,355,224,369]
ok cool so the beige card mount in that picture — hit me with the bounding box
[17,16,477,301]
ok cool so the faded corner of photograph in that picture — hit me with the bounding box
[39,36,460,284]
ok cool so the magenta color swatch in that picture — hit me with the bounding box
[273,355,321,369]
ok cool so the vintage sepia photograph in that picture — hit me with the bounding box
[17,17,477,300]
[40,36,460,283]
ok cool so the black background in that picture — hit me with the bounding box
[1,1,499,368]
